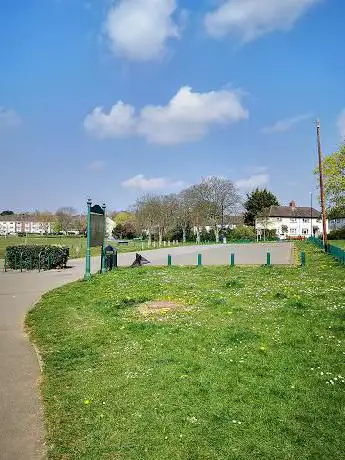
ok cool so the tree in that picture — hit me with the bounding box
[135,195,158,243]
[244,188,279,226]
[184,177,240,242]
[55,207,77,233]
[318,144,345,212]
[113,211,137,226]
[176,190,192,243]
[0,210,14,216]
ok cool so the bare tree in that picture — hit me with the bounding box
[55,207,77,233]
[183,185,209,243]
[135,195,158,244]
[184,177,240,242]
[176,190,192,243]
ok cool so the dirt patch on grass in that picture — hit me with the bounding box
[138,300,184,315]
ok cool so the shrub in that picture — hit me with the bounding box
[227,225,255,241]
[6,245,69,270]
[328,227,345,240]
[200,228,216,242]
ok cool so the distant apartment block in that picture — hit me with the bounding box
[0,217,52,236]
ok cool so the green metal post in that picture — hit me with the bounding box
[197,253,202,267]
[4,251,7,272]
[168,254,172,266]
[20,252,23,272]
[230,253,235,266]
[266,252,271,266]
[84,198,92,280]
[47,255,50,271]
[301,251,306,267]
[14,254,17,270]
[101,203,107,274]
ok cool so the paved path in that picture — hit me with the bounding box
[0,242,293,459]
[0,257,100,460]
[118,242,295,266]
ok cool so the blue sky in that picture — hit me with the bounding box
[1,0,344,213]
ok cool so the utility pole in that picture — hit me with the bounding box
[310,192,313,237]
[316,119,328,249]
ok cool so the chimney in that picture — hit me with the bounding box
[289,200,296,210]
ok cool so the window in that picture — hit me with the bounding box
[302,228,309,235]
[290,218,297,223]
[290,228,297,235]
[303,218,309,223]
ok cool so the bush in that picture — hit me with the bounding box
[328,228,345,240]
[200,229,216,242]
[6,245,69,270]
[227,225,255,241]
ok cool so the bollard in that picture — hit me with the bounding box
[168,254,172,266]
[197,253,202,267]
[266,252,271,266]
[14,254,17,270]
[4,251,7,272]
[47,255,51,271]
[301,251,306,267]
[20,252,23,272]
[230,253,235,266]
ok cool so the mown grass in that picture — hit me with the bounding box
[0,236,210,260]
[331,240,345,249]
[0,236,172,260]
[26,242,345,460]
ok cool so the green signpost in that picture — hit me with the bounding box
[84,199,106,280]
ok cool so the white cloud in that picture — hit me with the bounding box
[0,107,21,127]
[137,86,248,144]
[122,174,185,190]
[205,0,320,41]
[247,165,268,174]
[261,112,312,134]
[235,173,269,189]
[105,0,179,61]
[84,86,248,145]
[337,109,345,140]
[87,160,105,171]
[84,102,136,138]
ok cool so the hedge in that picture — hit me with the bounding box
[328,228,345,240]
[5,245,69,270]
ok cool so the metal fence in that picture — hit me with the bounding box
[309,236,345,265]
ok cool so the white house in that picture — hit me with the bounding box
[0,217,52,236]
[106,217,116,238]
[328,217,345,231]
[255,201,327,239]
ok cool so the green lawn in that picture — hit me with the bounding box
[0,236,178,260]
[330,240,345,249]
[26,242,345,460]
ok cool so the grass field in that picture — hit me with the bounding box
[0,236,179,260]
[331,240,345,249]
[26,242,345,459]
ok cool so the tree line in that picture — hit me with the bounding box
[114,177,280,242]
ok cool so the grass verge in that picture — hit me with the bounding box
[330,240,345,249]
[26,242,345,459]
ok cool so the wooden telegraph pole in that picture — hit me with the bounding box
[316,119,328,249]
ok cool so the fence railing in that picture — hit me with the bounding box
[309,237,345,265]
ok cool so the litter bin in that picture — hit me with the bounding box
[104,245,117,271]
